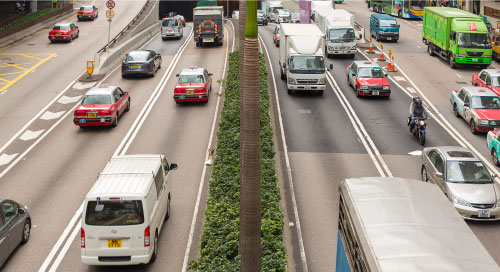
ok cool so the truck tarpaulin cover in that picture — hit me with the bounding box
[289,36,323,54]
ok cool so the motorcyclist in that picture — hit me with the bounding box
[409,97,429,133]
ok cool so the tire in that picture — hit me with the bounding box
[150,234,158,263]
[21,219,31,244]
[421,166,428,182]
[158,58,162,69]
[162,37,167,41]
[449,54,457,69]
[318,90,324,96]
[112,113,118,127]
[493,149,500,166]
[76,31,79,38]
[151,68,156,77]
[494,51,499,61]
[470,120,478,134]
[125,99,130,112]
[428,44,434,56]
[480,64,490,69]
[287,88,293,95]
[350,54,355,59]
[453,104,460,118]
[121,74,127,78]
[69,36,73,43]
[165,195,171,221]
[419,131,426,145]
[356,87,361,97]
[280,67,285,80]
[367,2,370,8]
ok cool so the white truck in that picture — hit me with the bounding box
[311,0,334,22]
[279,23,330,95]
[315,9,357,58]
[264,1,284,22]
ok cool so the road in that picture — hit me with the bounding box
[260,1,500,271]
[0,2,234,271]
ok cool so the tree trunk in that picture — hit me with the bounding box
[239,1,261,271]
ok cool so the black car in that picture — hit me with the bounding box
[121,50,162,78]
[0,199,31,268]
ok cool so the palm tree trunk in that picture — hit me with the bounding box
[238,0,246,84]
[239,0,261,271]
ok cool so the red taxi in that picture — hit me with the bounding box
[472,69,500,96]
[346,61,391,97]
[49,22,79,43]
[77,5,98,21]
[73,85,130,128]
[174,67,213,103]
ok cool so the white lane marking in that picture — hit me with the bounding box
[72,82,96,90]
[407,87,416,94]
[40,111,65,120]
[434,58,440,62]
[416,45,421,49]
[42,31,192,272]
[456,74,463,78]
[0,90,8,95]
[393,76,406,82]
[19,129,45,141]
[0,153,18,166]
[31,69,37,74]
[181,26,231,272]
[48,223,80,272]
[326,72,392,177]
[57,95,82,105]
[408,150,422,156]
[299,109,311,114]
[259,34,309,272]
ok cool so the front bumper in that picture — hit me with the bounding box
[77,15,94,19]
[455,57,492,65]
[287,84,326,91]
[174,94,208,102]
[81,254,151,265]
[327,48,356,55]
[475,123,498,132]
[379,33,399,41]
[73,117,114,126]
[455,205,500,221]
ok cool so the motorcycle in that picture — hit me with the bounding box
[409,117,427,145]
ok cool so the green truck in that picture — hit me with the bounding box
[423,7,492,69]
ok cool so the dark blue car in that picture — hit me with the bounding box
[121,50,162,78]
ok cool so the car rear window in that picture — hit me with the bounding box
[80,6,93,11]
[127,52,149,61]
[162,19,178,27]
[53,25,70,30]
[357,67,384,78]
[179,74,205,83]
[82,95,112,105]
[85,200,144,226]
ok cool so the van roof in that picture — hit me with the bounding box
[370,13,395,20]
[101,154,163,175]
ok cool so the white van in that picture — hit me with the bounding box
[161,16,183,40]
[81,154,177,265]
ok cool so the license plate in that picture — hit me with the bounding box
[87,112,97,118]
[56,33,61,36]
[372,91,379,95]
[130,66,140,69]
[387,37,392,40]
[204,38,214,42]
[186,90,194,95]
[478,209,490,218]
[79,119,86,123]
[179,96,185,99]
[108,239,122,248]
[168,29,173,32]
[491,121,497,126]
[472,58,478,62]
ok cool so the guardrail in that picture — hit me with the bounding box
[354,22,366,42]
[98,0,152,53]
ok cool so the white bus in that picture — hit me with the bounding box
[337,177,500,272]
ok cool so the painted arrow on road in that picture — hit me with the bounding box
[408,150,422,156]
[40,110,65,120]
[57,95,82,105]
[0,153,18,166]
[19,129,45,141]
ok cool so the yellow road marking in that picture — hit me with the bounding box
[0,62,37,68]
[0,71,23,76]
[0,78,10,83]
[17,53,44,61]
[2,63,28,71]
[0,53,56,92]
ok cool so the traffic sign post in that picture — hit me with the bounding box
[106,0,115,9]
[87,61,94,77]
[105,9,115,19]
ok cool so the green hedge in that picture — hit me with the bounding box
[0,8,63,31]
[189,52,286,271]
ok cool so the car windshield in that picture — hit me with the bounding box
[126,52,149,61]
[329,28,355,42]
[471,96,500,109]
[257,11,264,16]
[179,74,205,83]
[278,10,290,16]
[53,25,70,30]
[292,13,300,18]
[289,56,325,73]
[162,19,178,27]
[357,67,385,78]
[380,20,398,27]
[79,6,93,11]
[82,95,112,105]
[85,200,145,226]
[447,161,493,183]
[457,33,491,49]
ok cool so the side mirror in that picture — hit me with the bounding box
[124,92,129,95]
[491,173,497,179]
[436,171,443,178]
[18,208,25,215]
[169,163,178,170]
[329,64,333,70]
[352,73,356,77]
[176,74,180,77]
[208,73,213,76]
[464,103,470,108]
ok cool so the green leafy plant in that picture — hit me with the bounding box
[0,8,63,31]
[189,52,286,271]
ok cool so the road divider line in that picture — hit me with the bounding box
[259,34,309,272]
[182,25,232,272]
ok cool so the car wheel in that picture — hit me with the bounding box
[158,59,162,69]
[428,44,434,56]
[470,120,478,134]
[112,113,118,127]
[162,37,167,41]
[21,219,31,244]
[125,99,130,112]
[453,104,460,118]
[150,233,158,263]
[449,54,457,69]
[356,87,361,97]
[493,149,500,166]
[318,90,324,96]
[287,88,293,95]
[494,51,499,61]
[165,194,171,221]
[151,68,156,77]
[480,64,490,69]
[398,10,402,18]
[421,166,428,182]
[69,36,73,42]
[76,31,79,38]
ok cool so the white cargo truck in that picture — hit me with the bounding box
[315,9,357,58]
[265,1,284,22]
[311,0,334,22]
[279,23,330,95]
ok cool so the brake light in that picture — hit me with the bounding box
[174,88,184,94]
[144,225,150,247]
[195,88,207,93]
[81,228,85,248]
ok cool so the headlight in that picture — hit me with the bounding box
[351,46,356,50]
[318,77,326,84]
[383,86,390,90]
[287,77,295,84]
[479,119,489,125]
[378,31,383,35]
[456,54,466,57]
[419,120,425,126]
[360,85,369,90]
[452,195,472,207]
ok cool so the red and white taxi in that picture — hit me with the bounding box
[174,67,213,103]
[472,69,500,96]
[73,85,130,128]
[346,61,391,97]
[49,22,79,43]
[77,5,98,21]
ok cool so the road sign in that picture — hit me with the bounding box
[87,61,94,77]
[106,9,115,19]
[106,0,115,9]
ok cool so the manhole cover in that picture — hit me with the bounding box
[455,81,467,84]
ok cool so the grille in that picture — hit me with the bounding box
[368,85,383,90]
[98,256,131,262]
[467,51,483,57]
[470,203,494,209]
[296,79,318,84]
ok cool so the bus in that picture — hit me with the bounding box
[368,0,427,19]
[336,177,500,272]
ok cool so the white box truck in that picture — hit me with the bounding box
[279,23,330,95]
[264,1,284,22]
[311,0,334,22]
[193,5,224,46]
[315,9,358,58]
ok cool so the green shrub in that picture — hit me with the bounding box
[189,52,286,271]
[0,8,63,31]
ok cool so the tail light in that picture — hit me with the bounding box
[81,228,85,248]
[144,225,150,247]
[174,88,184,94]
[195,88,207,94]
[100,110,111,115]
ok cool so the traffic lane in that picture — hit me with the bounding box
[53,28,229,271]
[469,221,500,266]
[259,24,365,154]
[142,25,193,57]
[0,0,146,147]
[0,39,184,272]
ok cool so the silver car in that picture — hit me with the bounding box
[1,199,31,267]
[421,146,500,220]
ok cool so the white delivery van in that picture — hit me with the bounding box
[81,154,177,266]
[315,9,358,58]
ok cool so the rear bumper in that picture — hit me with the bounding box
[49,36,71,41]
[358,89,391,96]
[81,254,151,265]
[287,84,326,91]
[122,67,152,76]
[74,118,113,126]
[162,32,181,38]
[174,94,208,102]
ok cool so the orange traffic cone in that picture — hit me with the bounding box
[378,41,385,61]
[390,56,396,72]
[368,35,374,54]
[386,49,392,69]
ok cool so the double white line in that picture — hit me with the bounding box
[38,29,194,272]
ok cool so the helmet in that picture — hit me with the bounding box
[412,96,420,103]
[415,98,422,105]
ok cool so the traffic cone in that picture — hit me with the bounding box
[386,49,392,70]
[390,56,396,72]
[378,41,385,61]
[368,35,374,54]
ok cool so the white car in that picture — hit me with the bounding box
[271,9,290,23]
[81,155,177,265]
